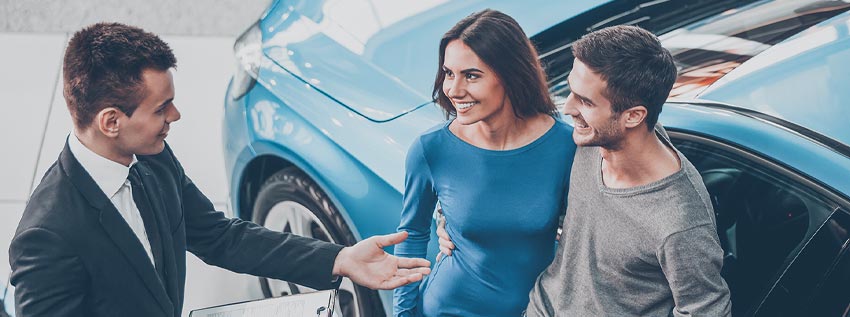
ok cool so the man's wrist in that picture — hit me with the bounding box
[332,246,350,276]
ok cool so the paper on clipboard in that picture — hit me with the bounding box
[189,289,335,317]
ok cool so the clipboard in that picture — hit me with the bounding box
[189,289,336,317]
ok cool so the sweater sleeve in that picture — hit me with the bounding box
[393,137,438,317]
[658,224,732,317]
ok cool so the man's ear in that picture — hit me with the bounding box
[95,107,122,138]
[622,105,648,129]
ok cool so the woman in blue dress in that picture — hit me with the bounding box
[393,9,576,317]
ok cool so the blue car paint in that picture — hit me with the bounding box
[222,80,256,189]
[228,0,612,229]
[700,13,850,148]
[223,75,443,309]
[258,0,610,121]
[245,51,443,194]
[224,3,610,313]
[228,0,614,239]
[228,77,421,234]
[223,1,850,315]
[662,103,850,198]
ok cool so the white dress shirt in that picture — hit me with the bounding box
[68,134,155,266]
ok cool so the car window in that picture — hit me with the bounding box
[817,250,850,317]
[807,220,850,316]
[814,224,850,317]
[670,134,845,316]
[756,208,850,316]
[662,0,850,98]
[696,15,850,149]
[536,0,850,104]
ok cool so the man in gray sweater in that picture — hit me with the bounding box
[437,25,731,316]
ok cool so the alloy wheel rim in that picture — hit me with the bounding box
[264,201,362,317]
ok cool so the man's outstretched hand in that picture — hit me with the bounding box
[332,231,431,290]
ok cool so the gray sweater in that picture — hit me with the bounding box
[526,129,731,316]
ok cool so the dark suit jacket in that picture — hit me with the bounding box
[9,142,344,316]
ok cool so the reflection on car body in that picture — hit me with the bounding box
[223,0,850,316]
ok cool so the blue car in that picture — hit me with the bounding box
[221,0,850,316]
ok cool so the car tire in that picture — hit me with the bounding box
[252,167,385,317]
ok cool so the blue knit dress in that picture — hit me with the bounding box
[394,119,576,317]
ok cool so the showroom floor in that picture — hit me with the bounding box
[0,2,273,314]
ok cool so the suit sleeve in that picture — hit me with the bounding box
[658,224,732,317]
[165,147,344,290]
[9,227,89,316]
[393,138,438,317]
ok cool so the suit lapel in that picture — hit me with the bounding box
[59,143,174,315]
[131,162,166,279]
[134,161,181,306]
[98,207,175,315]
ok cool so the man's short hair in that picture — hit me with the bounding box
[572,25,676,130]
[63,22,176,128]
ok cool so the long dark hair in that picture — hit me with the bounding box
[432,9,556,119]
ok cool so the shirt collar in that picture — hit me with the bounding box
[67,133,138,198]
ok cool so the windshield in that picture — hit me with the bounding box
[663,0,850,98]
[542,0,850,103]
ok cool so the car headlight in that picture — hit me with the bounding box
[230,21,262,100]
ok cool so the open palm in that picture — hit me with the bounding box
[335,231,431,290]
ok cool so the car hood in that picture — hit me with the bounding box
[259,0,608,122]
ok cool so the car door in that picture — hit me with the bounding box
[669,131,850,316]
[756,208,850,316]
[805,226,850,316]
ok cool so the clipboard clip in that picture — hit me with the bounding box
[317,288,337,316]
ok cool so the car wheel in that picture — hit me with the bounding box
[252,167,384,317]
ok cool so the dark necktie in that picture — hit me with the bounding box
[127,163,166,283]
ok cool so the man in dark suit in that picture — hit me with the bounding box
[8,22,430,317]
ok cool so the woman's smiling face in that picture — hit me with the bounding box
[441,39,511,126]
